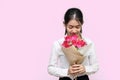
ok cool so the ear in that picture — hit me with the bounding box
[63,21,67,35]
[63,21,67,28]
[63,21,65,24]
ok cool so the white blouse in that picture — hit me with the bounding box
[47,36,99,78]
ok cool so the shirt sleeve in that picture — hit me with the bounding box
[47,41,69,77]
[84,42,99,75]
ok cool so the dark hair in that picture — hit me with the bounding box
[64,8,84,34]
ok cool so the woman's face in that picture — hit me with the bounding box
[65,19,82,36]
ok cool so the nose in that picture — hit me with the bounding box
[71,28,77,33]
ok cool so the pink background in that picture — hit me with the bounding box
[0,0,120,80]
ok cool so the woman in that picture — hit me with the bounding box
[48,8,99,80]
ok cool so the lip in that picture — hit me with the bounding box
[70,33,77,35]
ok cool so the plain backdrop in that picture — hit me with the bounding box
[0,0,120,80]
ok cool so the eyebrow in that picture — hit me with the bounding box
[69,24,81,27]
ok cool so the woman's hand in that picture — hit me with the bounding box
[68,64,86,75]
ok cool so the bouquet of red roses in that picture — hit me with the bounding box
[62,35,88,65]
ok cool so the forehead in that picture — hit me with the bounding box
[67,19,81,25]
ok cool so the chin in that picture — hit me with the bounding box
[67,33,79,36]
[71,33,78,36]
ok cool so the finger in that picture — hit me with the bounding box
[72,64,80,68]
[73,70,81,73]
[72,67,80,71]
[79,71,85,74]
[79,65,84,68]
[79,69,85,74]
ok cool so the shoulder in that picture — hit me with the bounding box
[52,37,64,48]
[82,36,95,45]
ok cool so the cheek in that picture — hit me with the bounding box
[77,29,81,32]
[66,28,71,32]
[77,28,82,33]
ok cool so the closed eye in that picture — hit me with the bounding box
[68,25,73,29]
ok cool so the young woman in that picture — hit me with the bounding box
[48,8,99,80]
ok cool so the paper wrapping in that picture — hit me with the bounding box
[61,44,92,65]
